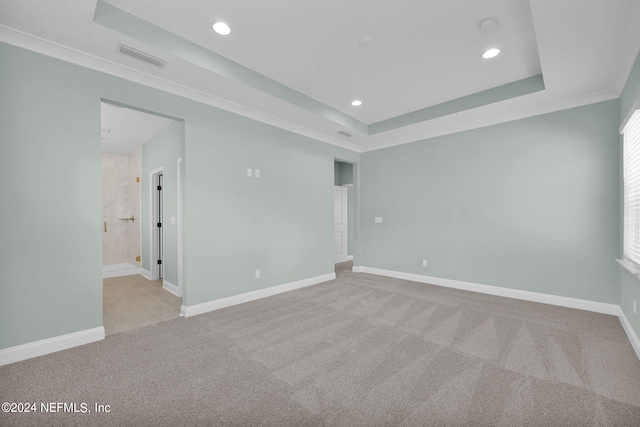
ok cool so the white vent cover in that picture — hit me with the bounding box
[118,43,168,68]
[337,130,353,137]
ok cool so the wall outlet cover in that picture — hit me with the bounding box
[422,259,428,267]
[255,169,261,178]
[136,256,141,262]
[255,269,260,279]
[375,217,383,223]
[247,168,253,177]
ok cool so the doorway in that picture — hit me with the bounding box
[334,185,348,263]
[100,101,183,335]
[334,160,355,266]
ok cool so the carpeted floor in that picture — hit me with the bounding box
[2,262,640,426]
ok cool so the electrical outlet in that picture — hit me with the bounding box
[255,269,261,279]
[375,217,383,223]
[247,168,253,177]
[136,256,141,262]
[255,169,261,178]
[422,259,428,267]
[634,299,637,314]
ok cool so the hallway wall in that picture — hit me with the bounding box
[141,121,181,286]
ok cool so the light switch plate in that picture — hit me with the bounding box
[247,168,252,177]
[170,217,176,225]
[375,217,383,223]
[255,269,261,279]
[255,169,261,178]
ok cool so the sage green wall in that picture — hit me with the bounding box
[334,161,342,185]
[141,121,182,287]
[619,51,640,338]
[341,162,354,185]
[0,42,358,350]
[0,44,103,348]
[359,100,620,304]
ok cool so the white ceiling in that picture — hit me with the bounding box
[1,0,640,152]
[101,102,174,156]
[105,0,542,124]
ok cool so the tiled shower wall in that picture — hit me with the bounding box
[102,148,141,267]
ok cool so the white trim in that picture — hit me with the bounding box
[163,279,182,297]
[0,327,105,366]
[618,307,640,361]
[149,167,163,281]
[181,272,336,317]
[177,157,183,297]
[356,266,620,316]
[616,258,640,280]
[347,255,354,261]
[102,263,140,279]
[360,90,619,153]
[352,265,363,273]
[140,268,152,280]
[0,25,362,153]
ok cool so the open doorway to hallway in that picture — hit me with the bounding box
[334,160,355,270]
[100,101,183,335]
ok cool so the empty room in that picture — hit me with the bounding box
[1,0,640,425]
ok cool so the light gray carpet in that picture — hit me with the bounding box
[2,262,640,426]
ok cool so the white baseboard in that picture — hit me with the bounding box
[140,268,152,280]
[352,266,363,273]
[0,327,105,366]
[347,255,354,261]
[102,263,140,279]
[357,267,620,316]
[163,279,182,297]
[182,272,336,318]
[618,307,640,361]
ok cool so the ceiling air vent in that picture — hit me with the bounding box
[337,130,353,137]
[118,43,168,69]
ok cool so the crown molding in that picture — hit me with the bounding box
[0,25,363,153]
[360,90,619,153]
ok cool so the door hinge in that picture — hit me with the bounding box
[157,222,162,228]
[157,260,162,265]
[157,185,162,191]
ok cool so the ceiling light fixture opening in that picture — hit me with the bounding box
[478,18,500,32]
[482,48,500,59]
[359,36,374,47]
[351,100,362,107]
[213,21,231,36]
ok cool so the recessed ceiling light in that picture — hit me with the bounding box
[482,48,500,59]
[351,100,362,107]
[212,21,231,36]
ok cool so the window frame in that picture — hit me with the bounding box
[621,101,640,274]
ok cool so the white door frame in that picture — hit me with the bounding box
[334,185,348,264]
[177,157,183,297]
[150,167,163,280]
